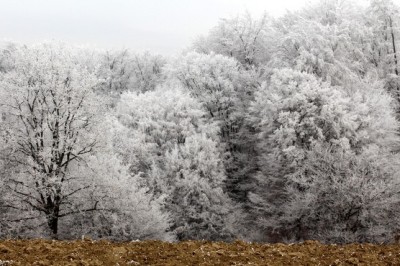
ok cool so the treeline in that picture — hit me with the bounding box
[1,0,400,243]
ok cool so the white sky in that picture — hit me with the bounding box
[0,0,368,55]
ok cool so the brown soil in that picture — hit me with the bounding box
[0,239,399,265]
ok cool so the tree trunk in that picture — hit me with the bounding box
[47,214,59,239]
[390,16,399,76]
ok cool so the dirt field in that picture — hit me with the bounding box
[0,239,399,265]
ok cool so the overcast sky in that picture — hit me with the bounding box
[0,0,367,55]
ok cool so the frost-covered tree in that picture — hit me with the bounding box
[114,87,219,180]
[97,49,165,102]
[193,12,272,68]
[165,52,251,127]
[365,0,400,104]
[249,69,400,243]
[0,43,17,73]
[367,0,400,75]
[165,52,258,203]
[270,0,370,87]
[156,134,234,240]
[57,145,173,241]
[282,144,400,243]
[115,87,236,240]
[0,43,172,240]
[0,43,103,237]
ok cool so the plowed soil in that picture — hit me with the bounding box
[0,239,399,265]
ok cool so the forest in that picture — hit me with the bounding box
[1,0,400,244]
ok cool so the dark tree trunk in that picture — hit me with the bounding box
[47,210,59,239]
[46,190,61,239]
[390,16,399,76]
